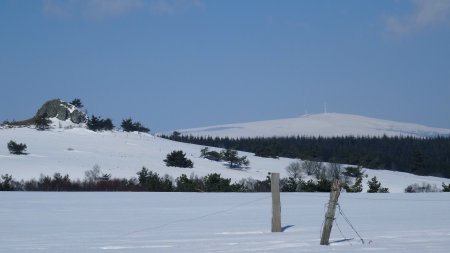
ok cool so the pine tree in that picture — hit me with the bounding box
[121,118,134,132]
[367,176,381,193]
[175,174,200,192]
[103,118,114,131]
[164,150,194,168]
[200,147,222,161]
[70,98,83,108]
[204,173,232,192]
[87,115,100,131]
[7,140,27,155]
[200,147,209,157]
[442,182,450,192]
[136,167,174,191]
[281,177,298,192]
[0,174,13,191]
[121,118,150,133]
[35,113,51,131]
[87,115,114,131]
[345,177,363,193]
[221,149,249,168]
[342,166,365,178]
[367,176,388,193]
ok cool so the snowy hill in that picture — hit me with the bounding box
[176,113,450,138]
[1,127,449,192]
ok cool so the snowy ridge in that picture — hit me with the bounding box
[1,127,449,193]
[176,113,450,138]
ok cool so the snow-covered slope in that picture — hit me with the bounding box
[176,113,450,138]
[1,127,449,192]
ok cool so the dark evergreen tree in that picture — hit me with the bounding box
[203,173,232,192]
[342,166,365,178]
[254,146,279,158]
[297,179,332,192]
[87,115,98,130]
[221,148,249,168]
[7,140,27,155]
[367,176,381,193]
[0,174,13,191]
[442,182,450,192]
[121,118,134,131]
[136,167,174,191]
[121,118,150,133]
[316,178,332,192]
[367,176,388,193]
[280,177,298,192]
[164,150,194,168]
[200,147,208,157]
[35,113,51,131]
[87,115,114,131]
[344,177,363,193]
[70,98,83,108]
[410,152,425,174]
[175,174,202,192]
[103,118,114,131]
[170,131,181,141]
[200,147,223,161]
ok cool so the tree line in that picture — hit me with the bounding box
[0,167,367,192]
[0,168,251,192]
[161,133,450,178]
[3,165,448,192]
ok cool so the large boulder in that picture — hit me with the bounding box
[36,99,87,124]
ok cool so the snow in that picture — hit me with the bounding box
[1,127,449,193]
[48,117,85,129]
[176,113,450,138]
[1,192,449,252]
[2,121,450,252]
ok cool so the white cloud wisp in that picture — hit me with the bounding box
[385,0,450,36]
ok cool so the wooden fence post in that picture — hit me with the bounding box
[320,180,341,245]
[271,173,282,232]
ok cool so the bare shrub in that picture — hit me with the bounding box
[405,182,439,193]
[302,160,319,176]
[85,164,101,184]
[286,161,303,179]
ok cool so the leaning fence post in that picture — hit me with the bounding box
[320,180,341,245]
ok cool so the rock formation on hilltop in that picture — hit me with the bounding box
[36,99,87,124]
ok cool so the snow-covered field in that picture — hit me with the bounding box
[177,113,450,138]
[1,127,450,192]
[1,192,449,252]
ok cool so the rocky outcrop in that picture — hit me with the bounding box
[36,99,87,124]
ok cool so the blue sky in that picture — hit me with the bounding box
[1,0,450,132]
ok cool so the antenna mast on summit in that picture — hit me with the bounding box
[324,103,327,113]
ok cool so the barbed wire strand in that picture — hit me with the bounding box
[337,203,365,244]
[334,216,352,246]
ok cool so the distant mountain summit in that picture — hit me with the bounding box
[177,113,450,138]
